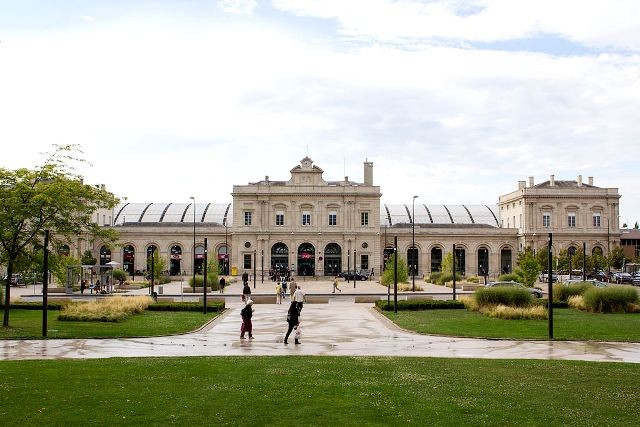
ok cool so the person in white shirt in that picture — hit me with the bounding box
[293,284,305,313]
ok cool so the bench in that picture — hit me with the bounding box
[406,295,434,301]
[305,296,329,304]
[462,284,482,291]
[244,295,276,304]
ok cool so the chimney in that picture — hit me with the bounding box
[588,176,593,186]
[344,176,349,182]
[265,175,269,182]
[518,181,526,190]
[363,161,373,186]
[577,175,582,186]
[528,176,534,187]
[550,175,555,186]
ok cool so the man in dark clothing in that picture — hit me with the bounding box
[284,301,300,345]
[242,283,251,304]
[240,300,254,339]
[219,277,226,294]
[242,271,249,285]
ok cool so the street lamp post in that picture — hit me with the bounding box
[412,195,418,291]
[224,222,228,275]
[190,196,196,293]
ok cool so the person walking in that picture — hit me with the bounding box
[293,284,305,313]
[332,276,341,293]
[275,281,282,304]
[242,271,249,286]
[281,280,287,300]
[289,279,296,300]
[284,301,300,345]
[219,277,226,294]
[242,282,251,304]
[240,300,254,339]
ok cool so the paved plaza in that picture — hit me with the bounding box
[2,278,640,363]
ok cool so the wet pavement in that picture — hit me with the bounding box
[2,299,640,363]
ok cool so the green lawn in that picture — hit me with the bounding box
[384,308,640,341]
[0,309,218,339]
[1,357,639,425]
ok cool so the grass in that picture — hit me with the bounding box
[383,308,640,341]
[1,357,639,425]
[58,295,153,322]
[0,309,217,339]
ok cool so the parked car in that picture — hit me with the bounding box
[2,274,25,287]
[338,270,368,281]
[563,279,607,288]
[485,281,544,298]
[611,272,633,284]
[632,273,640,286]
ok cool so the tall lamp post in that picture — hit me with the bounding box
[190,196,196,293]
[412,195,418,291]
[224,222,229,275]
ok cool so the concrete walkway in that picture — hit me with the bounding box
[2,300,640,363]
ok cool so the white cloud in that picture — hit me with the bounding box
[80,15,96,23]
[273,0,640,51]
[218,0,258,15]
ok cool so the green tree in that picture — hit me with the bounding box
[608,247,627,270]
[146,249,167,281]
[80,249,97,266]
[380,254,409,286]
[441,252,453,274]
[0,145,118,327]
[515,247,541,287]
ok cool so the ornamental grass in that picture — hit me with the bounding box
[580,286,638,313]
[58,296,154,322]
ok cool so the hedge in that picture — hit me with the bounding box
[553,282,594,302]
[533,299,569,309]
[375,299,465,311]
[474,287,532,307]
[147,301,225,312]
[0,301,67,310]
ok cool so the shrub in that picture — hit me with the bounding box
[381,254,409,286]
[386,283,424,291]
[568,295,586,310]
[532,299,568,309]
[375,299,465,311]
[58,296,153,322]
[437,272,463,286]
[498,273,520,282]
[0,301,67,310]
[582,286,639,313]
[467,276,480,283]
[485,304,547,320]
[188,275,220,290]
[112,269,128,282]
[553,282,593,302]
[159,275,172,285]
[428,272,443,284]
[147,301,225,312]
[474,287,532,308]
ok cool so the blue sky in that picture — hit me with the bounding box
[1,0,639,226]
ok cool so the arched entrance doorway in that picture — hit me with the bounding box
[324,243,342,275]
[218,245,229,275]
[58,244,70,257]
[407,246,418,276]
[431,247,443,272]
[123,245,135,275]
[455,247,466,275]
[194,245,205,274]
[297,243,315,276]
[383,246,395,270]
[477,247,489,277]
[500,248,512,274]
[100,246,111,265]
[146,245,158,272]
[271,243,289,273]
[170,245,182,275]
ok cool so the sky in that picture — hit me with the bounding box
[1,0,639,226]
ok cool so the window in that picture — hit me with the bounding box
[244,211,252,226]
[593,213,601,228]
[302,212,311,226]
[328,211,337,226]
[568,212,576,228]
[543,212,551,228]
[361,212,369,226]
[519,214,522,228]
[360,254,369,271]
[243,254,252,269]
[275,211,284,226]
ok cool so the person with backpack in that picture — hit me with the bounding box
[284,301,300,345]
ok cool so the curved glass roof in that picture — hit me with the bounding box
[113,202,232,224]
[203,203,232,225]
[381,204,499,226]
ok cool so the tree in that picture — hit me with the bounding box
[440,252,453,275]
[0,145,118,327]
[608,247,627,270]
[515,247,541,287]
[380,253,408,286]
[147,249,167,281]
[81,249,97,266]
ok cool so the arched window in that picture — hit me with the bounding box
[100,245,112,265]
[431,247,442,272]
[500,248,512,274]
[324,243,342,275]
[477,247,489,276]
[407,246,418,276]
[170,245,182,275]
[123,245,135,275]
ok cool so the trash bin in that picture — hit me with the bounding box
[231,266,238,276]
[158,285,163,294]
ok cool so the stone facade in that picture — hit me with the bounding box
[80,160,621,280]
